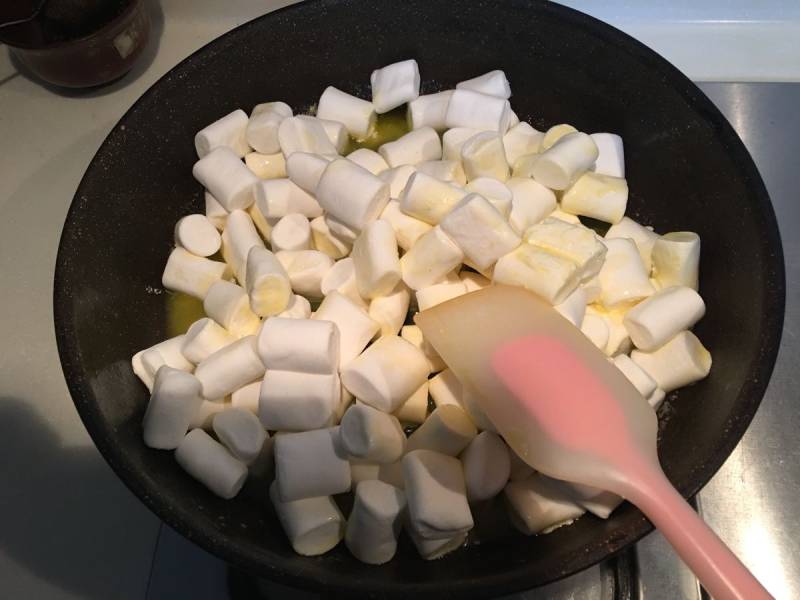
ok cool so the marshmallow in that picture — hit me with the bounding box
[631,331,712,393]
[624,286,705,351]
[251,101,292,120]
[341,336,430,412]
[460,132,510,182]
[317,86,376,139]
[493,244,581,305]
[194,335,264,399]
[351,219,402,299]
[189,399,229,430]
[511,153,539,178]
[445,89,512,132]
[429,369,463,410]
[586,304,632,356]
[406,405,477,456]
[346,480,406,564]
[317,158,390,232]
[270,214,311,252]
[162,247,228,300]
[503,474,585,535]
[369,282,411,337]
[205,192,228,231]
[259,370,340,430]
[351,461,381,484]
[398,172,468,225]
[248,203,275,241]
[142,367,204,450]
[313,291,380,365]
[245,105,290,155]
[245,246,292,317]
[195,109,250,158]
[506,177,557,234]
[371,59,420,113]
[407,90,454,131]
[503,122,544,166]
[613,354,658,398]
[557,481,623,520]
[597,238,655,307]
[231,380,260,414]
[462,178,510,216]
[561,172,628,224]
[456,70,511,99]
[461,431,510,502]
[212,407,267,465]
[278,293,312,319]
[320,258,366,307]
[285,152,333,195]
[605,216,659,272]
[582,274,602,303]
[277,115,337,157]
[442,127,482,161]
[221,209,264,286]
[132,335,194,392]
[416,160,467,186]
[531,132,598,190]
[651,232,701,290]
[319,118,349,153]
[400,226,464,290]
[410,530,467,560]
[379,199,432,252]
[524,218,607,282]
[379,165,417,198]
[590,132,625,178]
[416,280,467,312]
[182,318,236,363]
[540,123,578,151]
[400,325,446,373]
[257,317,339,374]
[245,152,287,179]
[403,449,473,538]
[335,385,355,423]
[340,403,406,463]
[310,216,352,259]
[174,214,222,257]
[203,280,261,338]
[508,448,535,482]
[347,148,389,175]
[393,381,430,424]
[326,217,361,245]
[440,194,520,271]
[192,147,259,211]
[275,249,334,298]
[274,427,351,501]
[554,286,587,328]
[254,178,323,220]
[269,481,345,556]
[175,429,248,499]
[459,271,491,293]
[648,388,666,410]
[379,127,442,167]
[550,208,581,224]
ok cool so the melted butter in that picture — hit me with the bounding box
[166,292,206,338]
[347,106,410,153]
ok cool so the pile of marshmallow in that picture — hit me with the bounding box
[131,59,712,564]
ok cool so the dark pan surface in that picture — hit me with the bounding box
[53,0,785,597]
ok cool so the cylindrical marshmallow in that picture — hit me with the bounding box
[460,431,510,502]
[651,231,701,290]
[221,209,264,286]
[416,159,467,186]
[524,218,607,282]
[278,293,312,319]
[407,90,454,131]
[582,274,602,304]
[586,304,631,356]
[325,215,359,243]
[347,148,389,175]
[274,427,351,501]
[403,449,474,538]
[212,407,267,464]
[340,403,406,463]
[531,132,599,190]
[142,367,204,450]
[428,368,463,409]
[203,280,261,337]
[351,219,401,298]
[597,238,655,307]
[269,480,345,556]
[319,118,349,153]
[370,59,420,113]
[317,86,376,139]
[393,381,430,424]
[561,172,628,224]
[132,335,194,392]
[277,115,337,157]
[182,318,236,363]
[379,165,417,198]
[194,336,265,399]
[442,127,481,161]
[193,147,259,211]
[231,380,260,414]
[456,70,511,98]
[345,480,406,565]
[400,325,446,373]
[270,213,311,252]
[162,247,228,300]
[465,177,512,216]
[246,103,292,154]
[286,152,332,195]
[248,203,275,241]
[460,131,510,182]
[506,177,557,234]
[540,123,578,151]
[320,258,366,307]
[398,171,467,225]
[400,226,464,290]
[313,291,380,365]
[369,282,410,337]
[416,280,468,312]
[550,208,581,224]
[245,246,292,317]
[259,370,340,431]
[493,245,581,305]
[257,317,339,374]
[444,88,512,132]
[317,158,390,232]
[613,354,658,398]
[378,127,441,168]
[631,330,712,393]
[205,192,228,231]
[341,336,430,412]
[275,249,334,298]
[175,429,248,499]
[554,286,587,328]
[254,178,322,220]
[246,151,288,179]
[379,199,431,252]
[410,530,467,560]
[351,461,381,484]
[511,153,540,178]
[503,122,543,166]
[648,388,667,410]
[624,286,705,351]
[503,474,585,535]
[558,481,624,520]
[406,405,477,456]
[310,216,352,259]
[195,109,250,158]
[175,214,222,257]
[605,216,659,271]
[189,399,229,431]
[590,132,625,178]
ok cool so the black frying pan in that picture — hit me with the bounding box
[53,0,785,597]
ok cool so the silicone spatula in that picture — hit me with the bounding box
[415,285,772,600]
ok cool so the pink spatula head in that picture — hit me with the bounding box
[415,285,772,600]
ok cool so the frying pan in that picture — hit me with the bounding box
[53,0,785,596]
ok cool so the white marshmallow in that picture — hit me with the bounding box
[558,481,623,520]
[550,208,582,224]
[269,481,345,556]
[554,286,587,328]
[400,226,464,290]
[340,403,406,463]
[277,115,337,157]
[274,427,351,501]
[524,218,607,282]
[511,153,540,179]
[370,58,420,113]
[310,216,352,260]
[503,122,543,166]
[254,178,323,220]
[598,238,655,307]
[428,368,463,410]
[257,317,339,374]
[192,147,259,211]
[379,127,442,168]
[624,286,705,351]
[463,177,511,216]
[613,354,658,398]
[379,199,432,252]
[142,367,204,450]
[132,335,194,392]
[278,293,312,319]
[440,194,520,271]
[189,399,230,431]
[270,214,311,253]
[561,172,628,224]
[230,380,260,414]
[251,101,292,119]
[461,431,510,502]
[203,280,261,338]
[416,280,468,312]
[275,249,334,298]
[590,132,625,178]
[259,370,340,430]
[503,474,585,535]
[393,381,430,424]
[445,89,512,132]
[245,246,292,317]
[506,177,556,234]
[175,429,248,499]
[460,132,510,182]
[346,480,406,564]
[182,318,236,364]
[221,209,264,286]
[212,407,267,464]
[648,388,667,410]
[341,336,430,412]
[245,151,287,179]
[319,118,349,153]
[351,220,401,299]
[285,152,333,195]
[403,449,473,538]
[460,271,491,293]
[531,132,598,190]
[347,148,389,175]
[248,203,275,242]
[416,160,467,186]
[456,70,511,98]
[631,331,712,393]
[408,90,454,131]
[351,460,381,484]
[195,109,250,158]
[369,282,411,337]
[400,325,446,373]
[582,274,602,304]
[162,247,228,300]
[442,127,481,161]
[246,111,286,156]
[317,86,376,139]
[586,305,632,356]
[651,232,701,290]
[174,214,221,257]
[325,213,359,243]
[194,336,264,399]
[317,158,390,232]
[204,192,228,231]
[605,216,659,272]
[508,448,535,482]
[406,405,477,456]
[378,165,417,198]
[320,258,366,307]
[410,530,467,560]
[398,171,467,225]
[493,244,581,305]
[314,291,380,365]
[540,124,578,151]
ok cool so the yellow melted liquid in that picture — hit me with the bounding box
[166,292,206,338]
[346,106,411,152]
